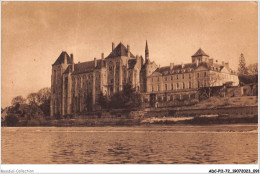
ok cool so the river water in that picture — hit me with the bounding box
[1,124,258,164]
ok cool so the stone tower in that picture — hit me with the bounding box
[191,48,209,63]
[140,41,157,92]
[50,51,73,117]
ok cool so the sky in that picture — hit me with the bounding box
[1,1,258,108]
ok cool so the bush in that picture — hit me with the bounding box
[27,119,41,126]
[5,114,19,126]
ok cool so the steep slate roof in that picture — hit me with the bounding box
[67,59,103,75]
[63,65,72,74]
[155,66,170,74]
[192,48,209,57]
[106,43,135,59]
[151,62,232,77]
[53,51,73,65]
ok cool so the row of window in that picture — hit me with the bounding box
[151,71,221,82]
[144,93,196,102]
[151,74,191,82]
[151,81,192,92]
[151,71,210,83]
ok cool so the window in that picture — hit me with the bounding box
[171,84,174,90]
[189,73,191,79]
[177,75,178,80]
[183,82,185,89]
[116,62,120,70]
[204,72,207,77]
[198,81,200,88]
[54,70,57,84]
[197,73,200,78]
[152,86,154,92]
[177,83,179,89]
[165,84,167,91]
[171,76,173,80]
[182,74,184,79]
[158,85,160,91]
[189,81,191,89]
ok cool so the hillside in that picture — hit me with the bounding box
[179,96,257,110]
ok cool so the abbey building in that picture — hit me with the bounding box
[50,41,239,117]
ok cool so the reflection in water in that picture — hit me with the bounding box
[1,125,258,164]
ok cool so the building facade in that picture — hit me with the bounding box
[50,42,239,117]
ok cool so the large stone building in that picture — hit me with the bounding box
[50,41,238,117]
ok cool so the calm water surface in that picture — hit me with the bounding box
[1,124,258,164]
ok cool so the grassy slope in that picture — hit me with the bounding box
[178,96,257,110]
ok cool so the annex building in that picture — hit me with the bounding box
[50,41,239,117]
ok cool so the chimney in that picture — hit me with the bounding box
[170,63,174,70]
[71,53,74,72]
[196,59,199,67]
[70,54,74,63]
[112,42,115,51]
[94,58,97,67]
[101,53,104,59]
[225,62,229,67]
[127,45,130,57]
[181,62,184,68]
[209,58,214,66]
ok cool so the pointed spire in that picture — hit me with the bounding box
[145,40,149,52]
[145,40,149,63]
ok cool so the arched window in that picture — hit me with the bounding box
[109,62,113,72]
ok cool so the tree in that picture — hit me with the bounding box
[38,87,51,105]
[38,87,51,116]
[248,63,258,75]
[97,92,108,110]
[109,83,142,110]
[5,114,19,126]
[238,53,248,75]
[27,93,40,105]
[11,96,26,106]
[200,72,223,98]
[85,93,93,111]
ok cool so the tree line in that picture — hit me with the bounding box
[2,87,51,126]
[237,53,258,85]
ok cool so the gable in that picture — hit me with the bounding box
[150,71,162,77]
[106,43,135,59]
[220,66,230,73]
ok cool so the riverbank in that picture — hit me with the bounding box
[4,114,257,127]
[2,96,257,127]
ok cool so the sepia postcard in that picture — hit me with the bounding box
[1,1,258,173]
